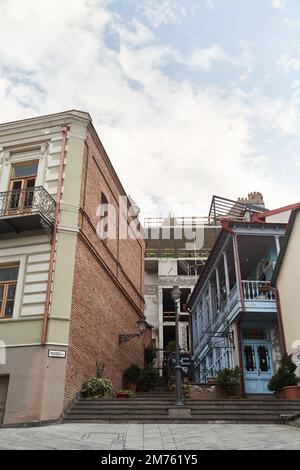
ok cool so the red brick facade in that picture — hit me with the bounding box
[64,126,146,407]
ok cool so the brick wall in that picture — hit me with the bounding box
[64,126,146,407]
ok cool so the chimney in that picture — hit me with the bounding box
[238,192,265,208]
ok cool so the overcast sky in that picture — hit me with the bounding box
[0,0,300,219]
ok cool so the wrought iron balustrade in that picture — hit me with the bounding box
[0,186,56,223]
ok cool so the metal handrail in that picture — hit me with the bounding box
[0,186,56,223]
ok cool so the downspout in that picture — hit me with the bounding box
[270,286,286,354]
[188,307,194,380]
[232,234,246,398]
[41,125,69,345]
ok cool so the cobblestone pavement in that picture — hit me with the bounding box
[0,423,299,450]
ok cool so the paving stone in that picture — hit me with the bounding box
[0,423,299,449]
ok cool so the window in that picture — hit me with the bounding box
[98,192,109,240]
[242,327,267,341]
[0,264,19,318]
[9,161,38,210]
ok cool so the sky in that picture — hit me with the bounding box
[0,0,300,219]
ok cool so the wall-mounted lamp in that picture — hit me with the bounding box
[119,317,147,344]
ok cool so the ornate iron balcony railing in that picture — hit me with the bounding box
[0,186,56,223]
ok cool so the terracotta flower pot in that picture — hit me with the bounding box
[117,393,128,398]
[275,389,285,399]
[283,386,300,400]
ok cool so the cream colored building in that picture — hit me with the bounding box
[0,111,146,425]
[272,205,300,376]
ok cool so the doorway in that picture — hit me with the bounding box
[242,325,273,394]
[0,375,9,424]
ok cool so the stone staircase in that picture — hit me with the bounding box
[64,379,300,424]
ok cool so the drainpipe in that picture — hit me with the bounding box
[41,125,69,345]
[232,234,246,398]
[270,286,286,354]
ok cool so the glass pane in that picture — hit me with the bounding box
[257,346,269,372]
[9,188,21,209]
[7,284,16,300]
[4,300,14,317]
[0,266,19,282]
[13,163,38,178]
[11,180,22,190]
[244,345,256,371]
[0,285,4,300]
[25,178,35,189]
[24,182,35,207]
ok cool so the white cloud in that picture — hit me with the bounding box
[114,19,154,47]
[272,0,285,9]
[139,0,186,28]
[282,18,300,28]
[186,45,230,71]
[278,49,300,72]
[205,0,215,9]
[0,0,298,219]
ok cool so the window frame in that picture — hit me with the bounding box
[0,263,20,319]
[0,256,25,320]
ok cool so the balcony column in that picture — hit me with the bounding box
[275,235,281,256]
[208,281,213,318]
[223,251,230,296]
[215,267,221,305]
[232,234,245,310]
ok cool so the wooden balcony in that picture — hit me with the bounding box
[242,280,276,313]
[0,186,55,236]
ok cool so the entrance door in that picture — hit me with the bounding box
[243,342,273,394]
[0,375,9,424]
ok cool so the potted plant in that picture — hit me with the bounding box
[123,363,141,392]
[80,362,113,398]
[138,367,159,392]
[216,367,241,397]
[268,353,300,399]
[116,389,136,398]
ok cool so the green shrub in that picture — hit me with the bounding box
[216,367,241,395]
[123,363,141,385]
[166,340,176,353]
[81,377,113,398]
[268,353,299,392]
[139,367,159,390]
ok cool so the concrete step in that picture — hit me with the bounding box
[64,415,286,424]
[64,397,300,424]
[68,409,169,415]
[74,404,172,409]
[77,399,175,404]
